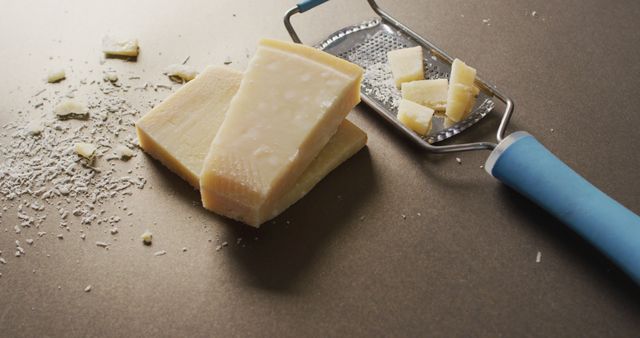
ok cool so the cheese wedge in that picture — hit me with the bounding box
[200,39,363,226]
[387,46,424,87]
[445,85,481,124]
[401,79,448,111]
[136,66,243,188]
[445,59,477,122]
[397,99,434,135]
[136,65,367,227]
[446,83,475,122]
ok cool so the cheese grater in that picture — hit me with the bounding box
[284,0,640,284]
[285,0,513,153]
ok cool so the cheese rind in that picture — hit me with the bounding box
[136,66,243,188]
[401,79,448,111]
[397,99,434,135]
[387,46,424,87]
[445,59,477,122]
[200,39,363,226]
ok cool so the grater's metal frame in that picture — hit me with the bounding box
[284,0,515,153]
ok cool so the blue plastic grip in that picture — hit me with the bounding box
[297,0,330,13]
[486,132,640,283]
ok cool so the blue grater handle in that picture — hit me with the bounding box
[486,131,640,284]
[297,0,330,13]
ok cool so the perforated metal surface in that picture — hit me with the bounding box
[317,19,495,144]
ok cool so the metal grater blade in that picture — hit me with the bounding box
[316,18,495,144]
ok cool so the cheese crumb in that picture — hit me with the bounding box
[141,230,152,245]
[27,120,45,135]
[54,100,89,120]
[165,64,198,83]
[96,241,109,248]
[47,69,66,83]
[102,36,139,57]
[103,72,118,82]
[84,285,92,292]
[154,250,166,256]
[74,143,98,161]
[536,251,542,263]
[115,145,134,160]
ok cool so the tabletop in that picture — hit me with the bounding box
[1,0,639,337]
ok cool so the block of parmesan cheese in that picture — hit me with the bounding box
[200,39,363,226]
[136,65,367,227]
[136,66,243,188]
[401,79,448,111]
[387,46,424,87]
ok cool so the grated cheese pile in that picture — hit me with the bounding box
[0,66,170,269]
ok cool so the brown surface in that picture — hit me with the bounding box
[1,0,639,336]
